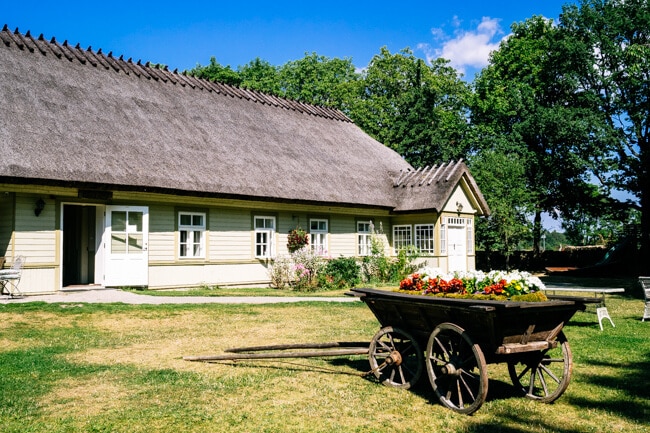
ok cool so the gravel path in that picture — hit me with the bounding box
[0,289,359,305]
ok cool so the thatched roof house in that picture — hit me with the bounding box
[0,26,489,294]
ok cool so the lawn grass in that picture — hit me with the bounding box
[125,286,353,297]
[1,294,648,432]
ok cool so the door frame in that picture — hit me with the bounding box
[446,217,467,272]
[60,203,105,289]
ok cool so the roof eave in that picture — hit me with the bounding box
[0,176,396,211]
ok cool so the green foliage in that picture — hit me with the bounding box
[318,256,361,289]
[470,148,533,265]
[278,53,358,109]
[471,15,608,255]
[287,227,309,253]
[559,0,650,267]
[290,247,325,291]
[268,247,325,292]
[188,56,242,86]
[349,47,472,166]
[360,223,420,283]
[186,3,650,267]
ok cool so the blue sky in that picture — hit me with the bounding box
[4,1,574,79]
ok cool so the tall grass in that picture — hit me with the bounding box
[0,296,648,432]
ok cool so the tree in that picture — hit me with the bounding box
[277,53,358,109]
[471,16,608,257]
[559,0,650,272]
[470,143,534,268]
[349,47,472,166]
[187,57,241,86]
[238,58,281,95]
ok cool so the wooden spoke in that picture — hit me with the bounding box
[425,323,488,415]
[368,326,423,389]
[508,331,573,403]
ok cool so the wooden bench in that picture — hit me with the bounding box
[542,286,625,331]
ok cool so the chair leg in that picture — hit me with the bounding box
[597,307,615,331]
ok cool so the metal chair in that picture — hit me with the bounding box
[640,277,650,322]
[0,255,25,298]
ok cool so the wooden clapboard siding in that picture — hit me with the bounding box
[210,208,254,261]
[13,194,57,263]
[0,192,14,260]
[329,214,357,257]
[148,204,175,262]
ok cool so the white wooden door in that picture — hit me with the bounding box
[104,206,149,286]
[447,225,466,272]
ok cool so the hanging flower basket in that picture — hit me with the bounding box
[287,227,309,253]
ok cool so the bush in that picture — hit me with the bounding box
[319,257,361,289]
[268,255,293,289]
[291,247,325,291]
[268,247,325,291]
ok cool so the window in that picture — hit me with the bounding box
[393,225,412,253]
[466,219,474,254]
[111,210,144,254]
[310,219,328,255]
[415,224,435,254]
[254,216,276,258]
[357,221,372,256]
[179,212,205,258]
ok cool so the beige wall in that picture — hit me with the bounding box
[0,192,14,260]
[1,182,481,293]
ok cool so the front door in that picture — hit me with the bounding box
[104,206,149,287]
[447,224,466,272]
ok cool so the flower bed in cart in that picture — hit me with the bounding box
[397,267,548,302]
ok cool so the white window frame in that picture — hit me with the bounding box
[309,218,328,255]
[466,218,474,254]
[357,221,372,256]
[178,212,206,259]
[415,224,435,254]
[392,225,412,253]
[440,220,447,255]
[254,216,276,259]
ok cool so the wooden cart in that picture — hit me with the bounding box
[185,288,592,415]
[352,287,592,414]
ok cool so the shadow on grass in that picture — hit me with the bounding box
[566,351,650,424]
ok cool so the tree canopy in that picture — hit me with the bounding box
[188,0,649,272]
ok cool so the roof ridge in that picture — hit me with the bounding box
[1,25,352,123]
[393,160,466,188]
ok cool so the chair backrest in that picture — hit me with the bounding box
[10,256,25,272]
[640,277,650,301]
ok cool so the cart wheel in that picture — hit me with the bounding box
[425,323,488,415]
[368,326,423,389]
[507,331,572,403]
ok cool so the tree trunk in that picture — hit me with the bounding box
[639,141,650,275]
[533,210,542,256]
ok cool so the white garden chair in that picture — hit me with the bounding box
[640,277,650,322]
[0,255,25,298]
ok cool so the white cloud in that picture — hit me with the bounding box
[418,16,506,75]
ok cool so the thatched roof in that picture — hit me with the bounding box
[393,162,489,213]
[0,26,489,214]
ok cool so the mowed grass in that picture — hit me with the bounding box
[1,292,648,433]
[126,286,353,297]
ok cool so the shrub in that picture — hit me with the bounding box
[291,247,325,291]
[268,255,293,289]
[319,257,361,289]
